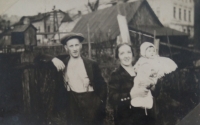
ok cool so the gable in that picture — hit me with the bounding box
[129,2,163,27]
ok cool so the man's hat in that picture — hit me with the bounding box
[60,32,84,45]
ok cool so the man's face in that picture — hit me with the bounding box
[64,38,82,58]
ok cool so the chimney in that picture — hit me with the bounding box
[110,0,127,6]
[78,11,82,16]
[23,17,30,25]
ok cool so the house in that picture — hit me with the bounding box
[72,0,187,44]
[0,24,37,53]
[53,11,82,43]
[14,10,73,44]
[147,0,194,38]
[11,24,37,46]
[73,0,187,41]
[1,24,37,46]
[72,0,189,65]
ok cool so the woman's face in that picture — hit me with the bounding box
[118,44,133,67]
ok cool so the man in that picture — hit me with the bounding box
[50,33,107,125]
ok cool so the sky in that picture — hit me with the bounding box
[0,0,99,16]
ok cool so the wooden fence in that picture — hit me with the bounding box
[0,45,199,125]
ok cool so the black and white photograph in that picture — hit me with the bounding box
[0,0,199,125]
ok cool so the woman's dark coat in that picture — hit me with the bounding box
[109,65,160,125]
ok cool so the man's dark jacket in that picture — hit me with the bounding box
[35,54,107,103]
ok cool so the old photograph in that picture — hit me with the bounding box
[0,0,199,125]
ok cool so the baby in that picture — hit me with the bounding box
[130,42,177,114]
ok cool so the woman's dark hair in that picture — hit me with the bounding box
[115,43,134,59]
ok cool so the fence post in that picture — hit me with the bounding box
[87,23,91,59]
[153,30,160,54]
[154,39,160,54]
[22,69,31,113]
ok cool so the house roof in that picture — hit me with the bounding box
[3,24,36,35]
[129,26,188,37]
[14,10,72,26]
[61,13,73,22]
[72,0,144,42]
[26,13,49,22]
[12,24,37,32]
[13,13,50,26]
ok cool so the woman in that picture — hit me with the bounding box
[109,43,159,125]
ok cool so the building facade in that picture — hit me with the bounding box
[148,0,194,38]
[15,10,72,44]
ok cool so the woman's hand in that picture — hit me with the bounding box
[130,87,149,99]
[150,84,156,91]
[134,75,155,88]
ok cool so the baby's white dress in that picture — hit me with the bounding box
[130,56,177,114]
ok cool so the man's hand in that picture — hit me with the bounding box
[52,58,65,71]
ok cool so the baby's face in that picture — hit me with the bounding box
[145,47,156,58]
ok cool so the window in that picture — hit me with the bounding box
[188,28,190,35]
[38,27,40,32]
[48,26,50,32]
[184,9,186,21]
[179,8,181,20]
[37,39,41,43]
[189,10,191,22]
[173,7,176,18]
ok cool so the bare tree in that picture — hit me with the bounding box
[1,20,6,30]
[6,20,10,30]
[88,0,99,12]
